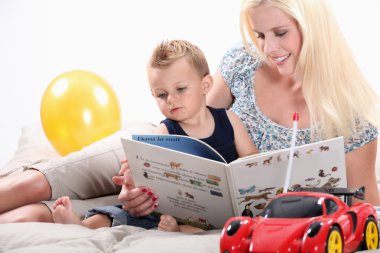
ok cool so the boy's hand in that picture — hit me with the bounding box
[112,159,135,189]
[158,214,180,232]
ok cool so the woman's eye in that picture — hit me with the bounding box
[256,33,264,40]
[177,87,187,92]
[275,31,287,37]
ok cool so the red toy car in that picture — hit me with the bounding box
[220,187,379,253]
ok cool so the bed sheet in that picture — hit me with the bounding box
[0,222,221,253]
[0,121,221,252]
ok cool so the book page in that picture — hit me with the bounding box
[121,138,235,230]
[227,137,346,218]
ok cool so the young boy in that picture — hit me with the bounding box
[52,40,258,233]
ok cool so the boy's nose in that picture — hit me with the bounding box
[166,93,176,104]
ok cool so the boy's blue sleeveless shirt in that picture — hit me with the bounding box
[160,106,238,163]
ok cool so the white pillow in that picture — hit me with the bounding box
[0,123,60,176]
[0,121,158,176]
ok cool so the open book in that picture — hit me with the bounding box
[121,135,346,230]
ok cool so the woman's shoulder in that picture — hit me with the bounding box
[220,42,261,87]
[222,42,261,68]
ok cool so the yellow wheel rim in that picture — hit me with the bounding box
[327,230,342,253]
[365,220,379,249]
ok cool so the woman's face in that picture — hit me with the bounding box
[249,4,302,76]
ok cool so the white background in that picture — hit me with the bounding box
[0,0,379,167]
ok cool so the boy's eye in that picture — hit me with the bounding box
[156,92,167,99]
[177,87,187,92]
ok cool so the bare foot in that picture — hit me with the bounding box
[52,196,82,225]
[158,214,180,232]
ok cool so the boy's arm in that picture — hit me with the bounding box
[153,123,169,134]
[226,110,258,158]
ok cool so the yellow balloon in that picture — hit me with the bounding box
[41,70,121,156]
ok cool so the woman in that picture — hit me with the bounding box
[207,0,380,205]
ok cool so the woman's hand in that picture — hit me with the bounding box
[112,159,159,217]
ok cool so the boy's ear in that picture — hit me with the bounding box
[201,74,213,94]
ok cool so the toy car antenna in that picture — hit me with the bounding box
[283,112,299,193]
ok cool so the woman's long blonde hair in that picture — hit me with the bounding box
[241,0,380,139]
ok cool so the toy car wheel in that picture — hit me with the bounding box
[326,226,343,253]
[361,217,379,250]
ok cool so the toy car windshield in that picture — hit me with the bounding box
[292,186,365,206]
[261,195,323,218]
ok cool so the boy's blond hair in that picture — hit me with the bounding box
[148,40,210,79]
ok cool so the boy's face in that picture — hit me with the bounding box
[148,57,208,122]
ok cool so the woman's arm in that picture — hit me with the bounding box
[207,68,234,109]
[345,138,380,205]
